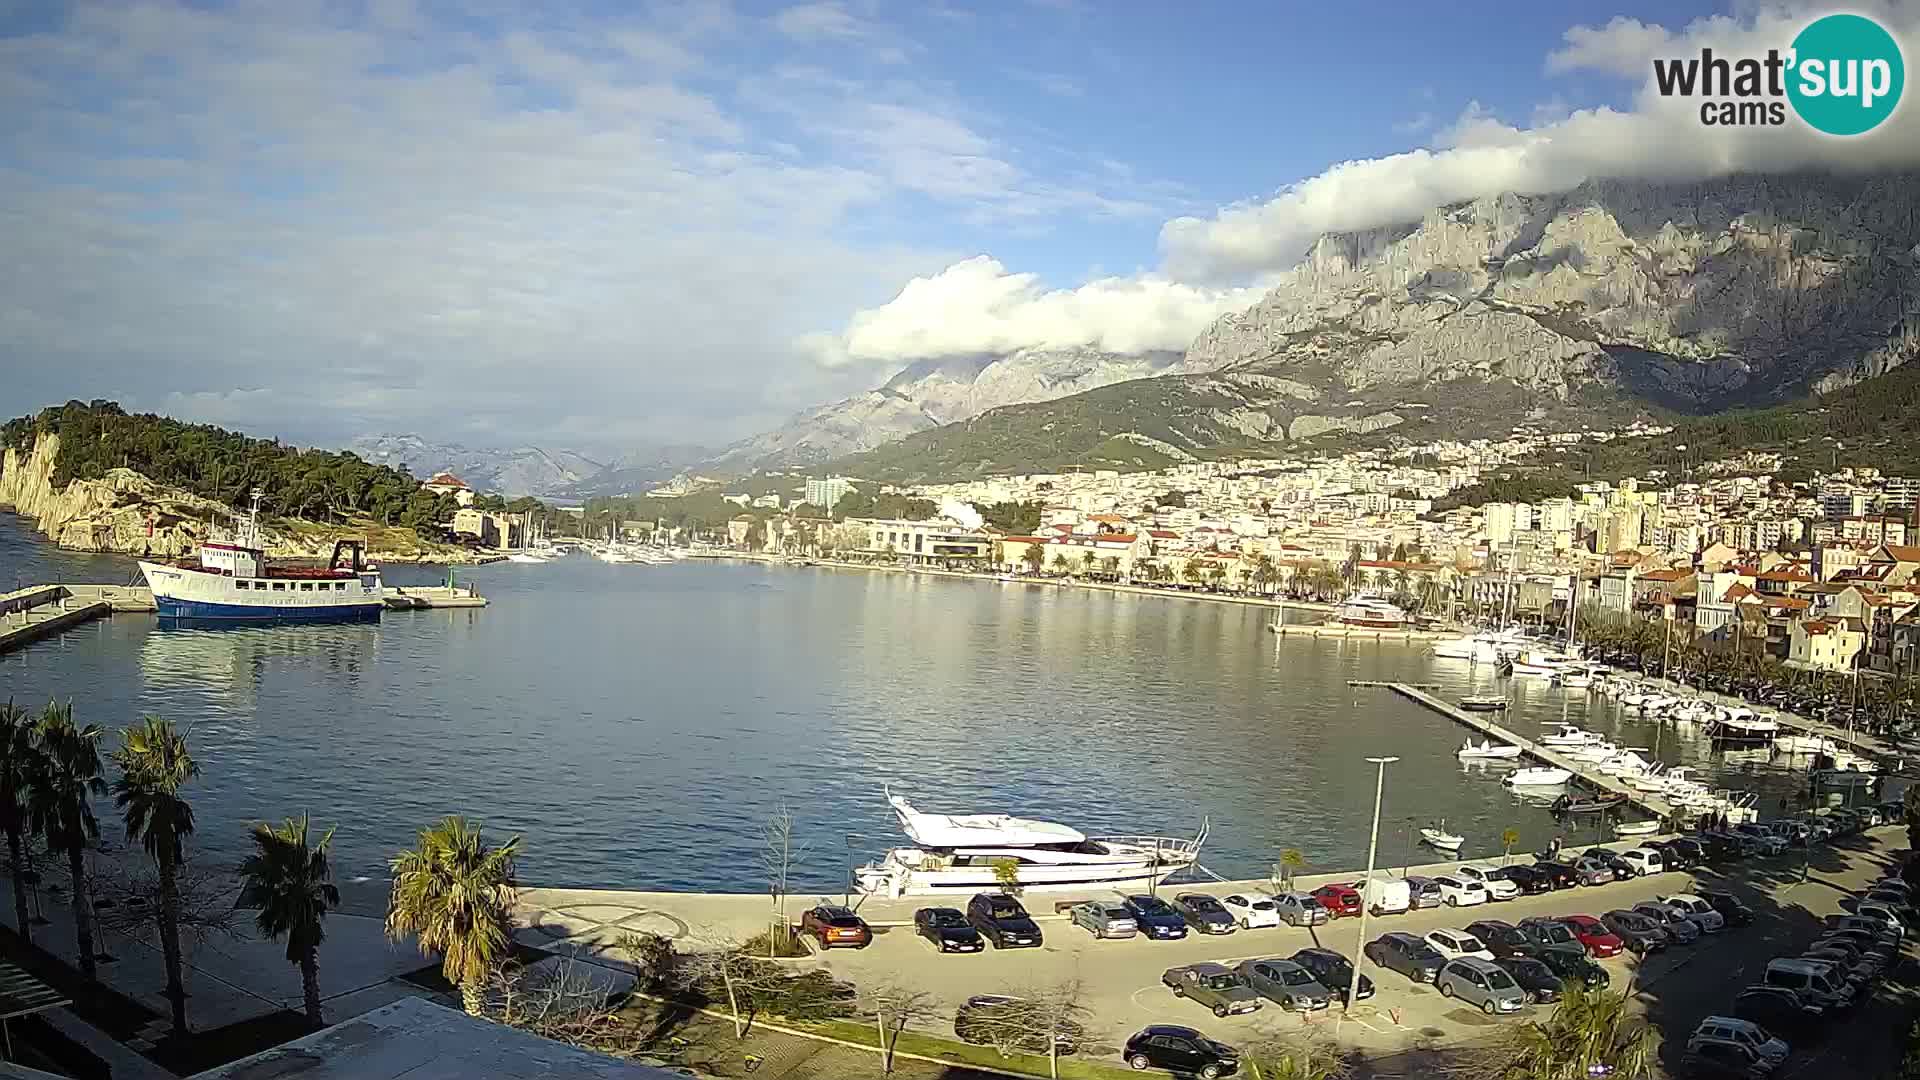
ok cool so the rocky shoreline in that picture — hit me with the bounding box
[0,433,486,565]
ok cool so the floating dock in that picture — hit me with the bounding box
[384,585,489,610]
[1383,682,1678,820]
[0,586,117,656]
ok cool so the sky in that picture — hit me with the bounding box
[2,0,1917,453]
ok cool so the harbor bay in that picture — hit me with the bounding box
[0,513,1825,894]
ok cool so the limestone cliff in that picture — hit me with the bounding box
[0,433,476,563]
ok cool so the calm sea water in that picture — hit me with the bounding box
[0,513,1817,892]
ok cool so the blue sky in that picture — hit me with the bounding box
[0,1,1912,451]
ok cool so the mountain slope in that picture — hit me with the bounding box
[709,346,1180,469]
[838,173,1920,482]
[348,434,607,498]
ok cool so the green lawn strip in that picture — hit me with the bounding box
[804,1018,1142,1080]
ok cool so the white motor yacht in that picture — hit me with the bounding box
[1509,650,1577,678]
[1772,734,1837,756]
[852,788,1206,897]
[1709,710,1778,744]
[1335,592,1410,629]
[1457,739,1523,760]
[1540,724,1604,747]
[1504,766,1574,787]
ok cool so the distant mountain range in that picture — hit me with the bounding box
[346,434,707,499]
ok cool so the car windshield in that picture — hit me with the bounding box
[1132,898,1172,916]
[1205,974,1241,990]
[989,904,1024,919]
[1618,915,1648,930]
[1250,900,1275,910]
[1489,927,1525,944]
[1300,897,1324,909]
[1282,968,1314,986]
[1101,907,1131,919]
[827,915,863,927]
[1188,897,1224,913]
[1457,934,1485,951]
[929,911,966,927]
[1536,923,1575,944]
[1508,960,1547,977]
[1484,970,1516,990]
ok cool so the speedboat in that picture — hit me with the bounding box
[1504,767,1574,787]
[1458,739,1523,760]
[852,787,1206,897]
[1419,821,1465,851]
[1459,696,1509,712]
[1540,725,1604,747]
[1709,710,1778,745]
[1510,650,1578,679]
[506,551,550,564]
[1614,820,1661,837]
[1551,792,1628,814]
[1773,734,1837,756]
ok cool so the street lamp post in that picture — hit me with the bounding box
[1347,756,1398,1017]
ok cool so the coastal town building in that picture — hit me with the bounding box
[804,475,853,510]
[423,471,475,506]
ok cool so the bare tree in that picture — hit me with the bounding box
[761,804,808,959]
[864,979,938,1073]
[1240,1031,1358,1080]
[962,980,1088,1080]
[678,931,791,1038]
[490,955,631,1054]
[93,858,241,957]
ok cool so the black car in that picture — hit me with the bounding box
[1493,865,1552,895]
[1123,1025,1239,1079]
[1668,837,1709,865]
[1694,888,1756,927]
[1172,893,1238,935]
[914,907,983,952]
[1695,832,1743,862]
[1529,860,1579,890]
[1466,919,1539,960]
[956,995,1085,1054]
[1290,947,1373,1003]
[1364,933,1446,983]
[1685,1040,1774,1079]
[1646,840,1696,871]
[1123,894,1190,940]
[1581,848,1636,881]
[1731,985,1824,1041]
[1493,955,1564,1004]
[965,893,1042,949]
[1532,946,1610,989]
[1516,917,1588,957]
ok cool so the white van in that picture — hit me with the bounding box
[1619,848,1666,876]
[1360,877,1411,916]
[1764,958,1855,1010]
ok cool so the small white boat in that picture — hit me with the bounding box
[1614,820,1661,837]
[1459,695,1510,712]
[1540,725,1603,747]
[1458,739,1523,760]
[1772,734,1836,756]
[506,552,550,564]
[1504,766,1574,787]
[1419,821,1465,851]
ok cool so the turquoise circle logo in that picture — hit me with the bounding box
[1787,13,1905,135]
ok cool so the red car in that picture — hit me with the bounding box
[800,904,872,949]
[1558,914,1626,958]
[1311,884,1363,919]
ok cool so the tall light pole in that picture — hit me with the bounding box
[1347,755,1398,1017]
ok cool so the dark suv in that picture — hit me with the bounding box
[1465,919,1538,959]
[1123,1025,1239,1078]
[1124,894,1190,939]
[966,893,1042,949]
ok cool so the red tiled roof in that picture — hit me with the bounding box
[1756,568,1813,582]
[1883,545,1920,562]
[1087,513,1130,523]
[1802,619,1832,636]
[426,472,469,488]
[1147,529,1181,539]
[1639,569,1690,582]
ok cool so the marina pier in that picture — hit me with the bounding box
[1383,681,1680,820]
[0,584,147,656]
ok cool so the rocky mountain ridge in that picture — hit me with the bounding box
[839,172,1920,482]
[346,433,608,499]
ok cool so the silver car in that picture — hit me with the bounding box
[1273,892,1330,927]
[1435,957,1527,1015]
[1236,958,1332,1011]
[1070,901,1138,939]
[1632,902,1702,944]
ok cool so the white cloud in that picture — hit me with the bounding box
[1159,1,1920,281]
[819,256,1260,366]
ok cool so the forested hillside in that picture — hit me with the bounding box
[1,401,457,527]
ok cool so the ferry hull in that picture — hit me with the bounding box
[153,596,382,623]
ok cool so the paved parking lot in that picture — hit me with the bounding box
[806,826,1913,1074]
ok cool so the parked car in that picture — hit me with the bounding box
[1358,876,1411,916]
[1272,891,1330,927]
[1069,901,1139,939]
[1683,1040,1777,1078]
[1124,1026,1240,1079]
[914,907,983,952]
[1631,901,1702,943]
[1733,824,1788,855]
[1533,945,1611,989]
[966,893,1042,949]
[1455,864,1521,901]
[1668,837,1710,866]
[1762,958,1856,1011]
[1528,915,1610,957]
[1404,875,1445,909]
[1695,888,1756,927]
[1819,928,1898,966]
[1582,848,1637,880]
[1528,860,1579,891]
[1311,883,1363,918]
[1646,839,1697,871]
[1600,909,1669,955]
[1423,928,1495,962]
[1863,888,1919,920]
[1571,856,1618,886]
[1219,892,1281,930]
[1235,958,1332,1012]
[1801,945,1878,985]
[1731,986,1824,1041]
[1618,847,1667,876]
[1689,1016,1789,1064]
[1466,919,1538,959]
[1854,901,1909,936]
[956,995,1084,1053]
[1826,912,1902,945]
[1173,893,1238,935]
[1289,948,1373,1003]
[1493,955,1564,1004]
[1163,963,1265,1018]
[1123,894,1190,940]
[1657,894,1728,933]
[1435,957,1528,1015]
[800,905,872,949]
[1364,932,1448,983]
[1433,875,1489,907]
[1489,864,1550,894]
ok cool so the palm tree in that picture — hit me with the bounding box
[238,817,340,1024]
[0,700,40,943]
[387,816,521,1016]
[1501,828,1521,866]
[111,716,199,1036]
[28,702,106,978]
[1497,987,1655,1078]
[1275,848,1306,892]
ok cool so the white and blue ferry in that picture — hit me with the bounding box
[139,491,384,623]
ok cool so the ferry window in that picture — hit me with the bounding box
[272,582,286,591]
[300,583,313,591]
[234,581,247,590]
[335,582,347,590]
